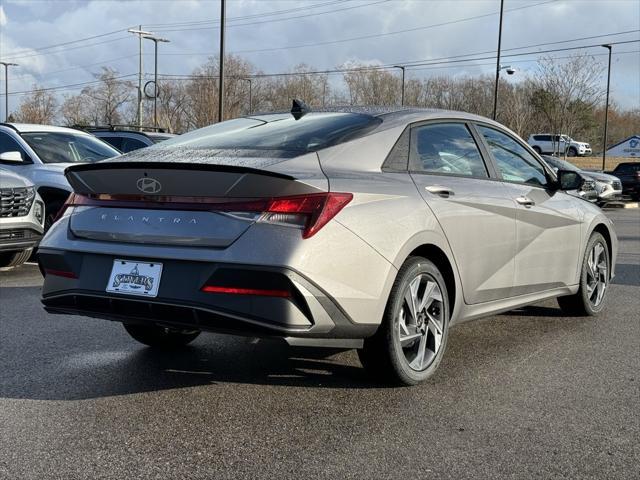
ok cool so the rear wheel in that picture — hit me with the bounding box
[358,256,450,385]
[123,324,201,348]
[0,249,33,268]
[532,146,542,154]
[558,232,610,316]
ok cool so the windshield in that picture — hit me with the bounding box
[545,156,580,172]
[157,113,382,154]
[21,132,120,163]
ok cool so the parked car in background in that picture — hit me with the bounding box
[0,123,120,229]
[80,126,176,153]
[606,162,640,200]
[542,155,621,204]
[38,105,617,386]
[528,134,592,157]
[0,168,45,268]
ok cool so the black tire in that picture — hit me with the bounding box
[0,249,33,268]
[532,146,542,154]
[558,232,610,316]
[567,147,578,157]
[358,256,450,386]
[123,323,201,348]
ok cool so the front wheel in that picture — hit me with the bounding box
[358,256,450,385]
[0,249,33,268]
[567,147,578,157]
[123,324,201,348]
[558,232,610,316]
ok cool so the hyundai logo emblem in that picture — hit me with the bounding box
[136,177,162,194]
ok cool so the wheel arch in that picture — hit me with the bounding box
[408,244,457,312]
[591,222,614,277]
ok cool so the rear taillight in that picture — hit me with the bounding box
[63,192,353,238]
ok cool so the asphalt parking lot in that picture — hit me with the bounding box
[0,209,638,479]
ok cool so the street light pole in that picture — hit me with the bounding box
[601,44,612,171]
[492,0,505,120]
[128,27,153,130]
[141,34,170,128]
[218,0,226,123]
[0,61,19,122]
[393,65,405,106]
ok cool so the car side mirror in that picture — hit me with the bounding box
[0,151,23,162]
[557,169,583,191]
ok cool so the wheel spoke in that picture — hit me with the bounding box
[427,317,442,354]
[410,334,427,370]
[418,281,436,312]
[404,276,421,322]
[400,331,422,347]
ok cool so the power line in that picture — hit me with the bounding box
[155,39,640,79]
[144,0,352,28]
[224,0,558,55]
[152,0,391,33]
[2,36,132,61]
[3,39,638,97]
[3,74,137,96]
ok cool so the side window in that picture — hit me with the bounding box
[120,137,148,152]
[478,125,548,187]
[100,136,123,150]
[410,123,488,178]
[0,132,28,163]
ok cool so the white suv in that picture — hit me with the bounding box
[0,123,120,229]
[527,134,592,157]
[0,168,45,267]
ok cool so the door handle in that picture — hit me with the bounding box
[516,196,535,207]
[425,185,455,198]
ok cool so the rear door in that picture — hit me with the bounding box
[475,124,582,293]
[408,121,517,304]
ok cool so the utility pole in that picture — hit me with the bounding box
[128,27,152,129]
[601,44,612,171]
[492,0,505,120]
[393,65,405,106]
[0,61,19,122]
[218,0,226,122]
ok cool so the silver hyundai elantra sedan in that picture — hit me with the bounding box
[38,105,617,385]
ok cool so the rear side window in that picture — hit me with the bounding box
[158,113,382,154]
[120,137,148,152]
[534,135,550,142]
[100,136,123,150]
[410,123,488,178]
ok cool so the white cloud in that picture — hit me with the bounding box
[1,0,638,111]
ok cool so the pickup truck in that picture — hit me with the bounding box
[606,162,640,200]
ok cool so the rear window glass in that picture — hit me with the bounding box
[156,113,382,154]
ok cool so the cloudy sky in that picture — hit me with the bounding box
[1,0,639,116]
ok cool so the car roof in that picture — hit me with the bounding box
[3,123,93,135]
[247,107,505,131]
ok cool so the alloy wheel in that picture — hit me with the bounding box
[586,242,608,307]
[397,274,444,371]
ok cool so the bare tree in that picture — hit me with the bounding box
[60,93,94,126]
[80,67,134,125]
[13,86,57,124]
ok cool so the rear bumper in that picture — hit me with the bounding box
[39,248,378,339]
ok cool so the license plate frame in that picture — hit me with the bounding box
[106,259,163,298]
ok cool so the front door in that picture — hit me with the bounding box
[476,125,582,294]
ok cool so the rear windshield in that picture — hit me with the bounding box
[21,132,120,163]
[156,113,382,154]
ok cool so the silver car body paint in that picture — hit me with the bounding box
[38,109,617,339]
